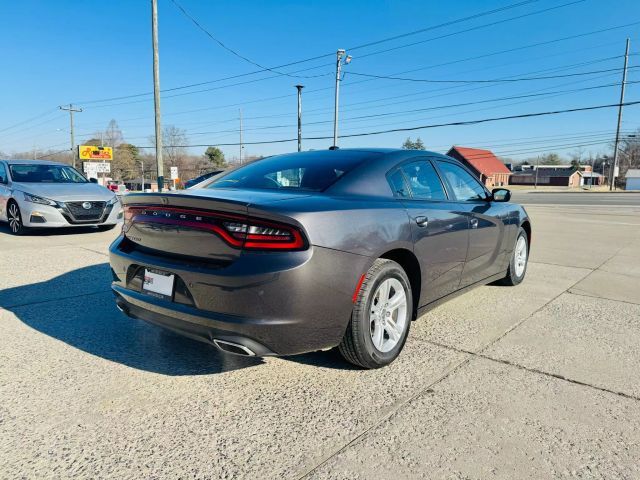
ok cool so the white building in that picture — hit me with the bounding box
[625,169,640,190]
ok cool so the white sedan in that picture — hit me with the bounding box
[0,160,122,235]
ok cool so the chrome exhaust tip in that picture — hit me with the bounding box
[213,339,256,357]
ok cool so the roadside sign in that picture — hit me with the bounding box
[79,145,113,160]
[83,162,98,177]
[170,166,179,180]
[97,162,111,173]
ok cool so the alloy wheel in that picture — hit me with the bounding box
[369,278,408,353]
[8,203,21,234]
[514,235,527,277]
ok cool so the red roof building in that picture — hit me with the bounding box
[446,146,512,188]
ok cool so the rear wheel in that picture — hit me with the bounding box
[7,201,28,235]
[499,227,528,286]
[339,258,413,369]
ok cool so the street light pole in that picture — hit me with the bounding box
[140,159,145,191]
[610,38,630,191]
[332,49,351,149]
[151,0,164,192]
[295,85,304,152]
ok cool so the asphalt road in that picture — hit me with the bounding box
[1,202,640,479]
[512,191,640,206]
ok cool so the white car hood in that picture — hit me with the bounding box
[13,182,116,202]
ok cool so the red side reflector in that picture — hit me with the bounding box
[352,273,366,303]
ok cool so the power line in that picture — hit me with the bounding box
[35,148,71,160]
[169,0,329,79]
[75,0,585,107]
[0,109,60,135]
[134,100,640,148]
[345,66,640,84]
[26,66,638,147]
[72,76,639,143]
[355,0,588,60]
[78,50,627,131]
[78,19,638,113]
[347,0,540,52]
[170,80,640,137]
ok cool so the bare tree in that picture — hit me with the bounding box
[104,119,124,147]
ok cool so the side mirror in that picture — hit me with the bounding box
[491,188,511,202]
[0,175,5,184]
[89,177,98,184]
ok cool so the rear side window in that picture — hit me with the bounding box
[388,169,410,197]
[436,161,487,201]
[399,161,447,201]
[208,152,367,192]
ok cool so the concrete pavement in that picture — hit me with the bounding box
[1,203,639,479]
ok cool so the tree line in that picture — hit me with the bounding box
[0,119,233,186]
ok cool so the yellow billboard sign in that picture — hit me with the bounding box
[79,145,113,160]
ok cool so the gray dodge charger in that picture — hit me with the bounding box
[110,148,531,368]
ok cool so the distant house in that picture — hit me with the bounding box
[510,166,583,187]
[446,146,511,188]
[582,171,604,187]
[626,169,640,190]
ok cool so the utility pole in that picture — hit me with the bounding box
[239,108,243,164]
[295,85,304,152]
[610,38,630,191]
[534,155,540,189]
[59,104,82,168]
[151,0,164,192]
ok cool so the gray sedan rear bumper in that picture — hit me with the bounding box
[109,236,371,356]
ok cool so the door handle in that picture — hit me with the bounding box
[470,218,479,229]
[415,216,429,227]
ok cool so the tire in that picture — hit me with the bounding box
[339,258,413,369]
[97,224,117,232]
[7,201,28,236]
[498,227,529,286]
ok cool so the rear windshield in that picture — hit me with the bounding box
[9,164,87,183]
[207,152,367,191]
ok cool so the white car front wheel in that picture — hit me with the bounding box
[7,201,28,235]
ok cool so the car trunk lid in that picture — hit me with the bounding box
[121,190,309,262]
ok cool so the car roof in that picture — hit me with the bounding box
[2,159,68,166]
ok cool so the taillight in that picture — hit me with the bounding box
[123,205,306,251]
[221,221,305,250]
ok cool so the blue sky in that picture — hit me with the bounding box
[0,0,638,162]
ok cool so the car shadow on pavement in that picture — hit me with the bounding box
[0,223,107,236]
[1,263,263,376]
[286,349,361,370]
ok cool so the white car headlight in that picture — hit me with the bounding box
[23,192,57,206]
[107,195,119,206]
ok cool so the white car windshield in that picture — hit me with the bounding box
[9,164,88,183]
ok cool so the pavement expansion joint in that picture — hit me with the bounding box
[567,289,640,306]
[2,289,112,309]
[293,349,474,479]
[79,246,110,257]
[421,338,640,403]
